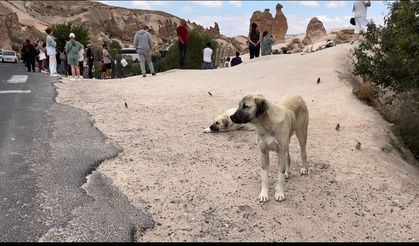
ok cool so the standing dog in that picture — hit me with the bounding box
[204,108,254,133]
[230,93,309,202]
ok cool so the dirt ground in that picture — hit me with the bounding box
[56,44,419,242]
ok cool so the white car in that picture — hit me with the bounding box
[0,49,3,62]
[2,50,18,63]
[121,48,139,62]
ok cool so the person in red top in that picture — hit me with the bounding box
[176,19,188,69]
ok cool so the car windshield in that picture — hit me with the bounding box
[3,51,15,56]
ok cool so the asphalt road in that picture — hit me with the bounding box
[0,63,154,242]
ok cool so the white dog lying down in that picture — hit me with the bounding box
[301,39,336,55]
[203,108,254,133]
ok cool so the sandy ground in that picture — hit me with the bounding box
[56,43,419,242]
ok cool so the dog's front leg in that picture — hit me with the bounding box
[259,149,270,202]
[275,148,288,202]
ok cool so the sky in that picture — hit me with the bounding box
[98,1,391,36]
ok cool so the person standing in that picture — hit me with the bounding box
[230,52,242,67]
[133,24,156,78]
[21,43,28,69]
[352,0,371,43]
[248,23,261,59]
[38,42,47,73]
[64,32,83,80]
[78,45,85,78]
[24,40,36,72]
[201,42,213,69]
[86,43,94,79]
[176,19,188,69]
[261,31,276,56]
[102,44,112,79]
[45,27,59,76]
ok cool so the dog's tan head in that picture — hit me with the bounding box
[209,114,231,132]
[230,93,268,124]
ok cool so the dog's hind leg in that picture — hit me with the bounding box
[285,149,290,179]
[258,149,270,202]
[295,116,309,175]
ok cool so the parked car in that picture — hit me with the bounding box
[0,49,3,62]
[121,48,139,62]
[2,50,18,63]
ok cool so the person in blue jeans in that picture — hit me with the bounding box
[248,23,261,59]
[176,19,188,69]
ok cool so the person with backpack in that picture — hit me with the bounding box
[248,23,261,59]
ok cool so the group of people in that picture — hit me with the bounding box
[21,30,95,80]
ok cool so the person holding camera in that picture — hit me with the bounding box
[261,31,276,56]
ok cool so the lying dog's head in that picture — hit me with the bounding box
[230,93,268,124]
[209,114,231,132]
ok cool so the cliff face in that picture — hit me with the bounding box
[249,3,288,43]
[0,0,224,52]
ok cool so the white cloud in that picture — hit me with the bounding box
[191,1,223,8]
[189,14,250,37]
[182,5,194,13]
[131,1,169,10]
[325,1,346,9]
[299,1,320,7]
[229,1,242,7]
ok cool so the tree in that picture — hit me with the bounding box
[157,30,218,71]
[53,24,90,51]
[352,0,419,96]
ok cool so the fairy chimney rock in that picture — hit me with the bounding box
[250,3,288,43]
[302,17,327,45]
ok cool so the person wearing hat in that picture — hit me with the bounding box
[45,27,59,77]
[64,32,83,80]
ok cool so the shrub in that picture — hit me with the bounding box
[53,23,90,50]
[352,0,419,159]
[157,30,218,71]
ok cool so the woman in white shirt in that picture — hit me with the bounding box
[78,46,85,78]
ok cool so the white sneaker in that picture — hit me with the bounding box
[69,76,75,81]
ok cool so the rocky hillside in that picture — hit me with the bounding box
[0,0,243,53]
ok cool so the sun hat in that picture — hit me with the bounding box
[69,33,76,38]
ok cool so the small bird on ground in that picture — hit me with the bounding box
[317,77,321,84]
[208,91,213,96]
[124,102,128,108]
[356,141,361,150]
[335,124,340,130]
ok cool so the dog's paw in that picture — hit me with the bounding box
[258,191,269,203]
[274,192,285,202]
[300,168,308,175]
[203,127,212,133]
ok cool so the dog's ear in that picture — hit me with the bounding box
[222,117,230,128]
[255,98,268,118]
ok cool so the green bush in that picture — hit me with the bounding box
[157,30,218,71]
[352,0,419,159]
[53,24,90,50]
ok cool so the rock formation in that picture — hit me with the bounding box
[272,4,288,43]
[302,17,327,45]
[205,22,221,39]
[249,3,288,43]
[332,28,356,44]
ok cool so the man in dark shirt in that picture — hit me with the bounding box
[176,19,188,69]
[230,52,242,67]
[23,39,36,72]
[86,43,94,79]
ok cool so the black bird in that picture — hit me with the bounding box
[335,123,340,130]
[208,91,213,96]
[317,77,321,84]
[125,102,128,108]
